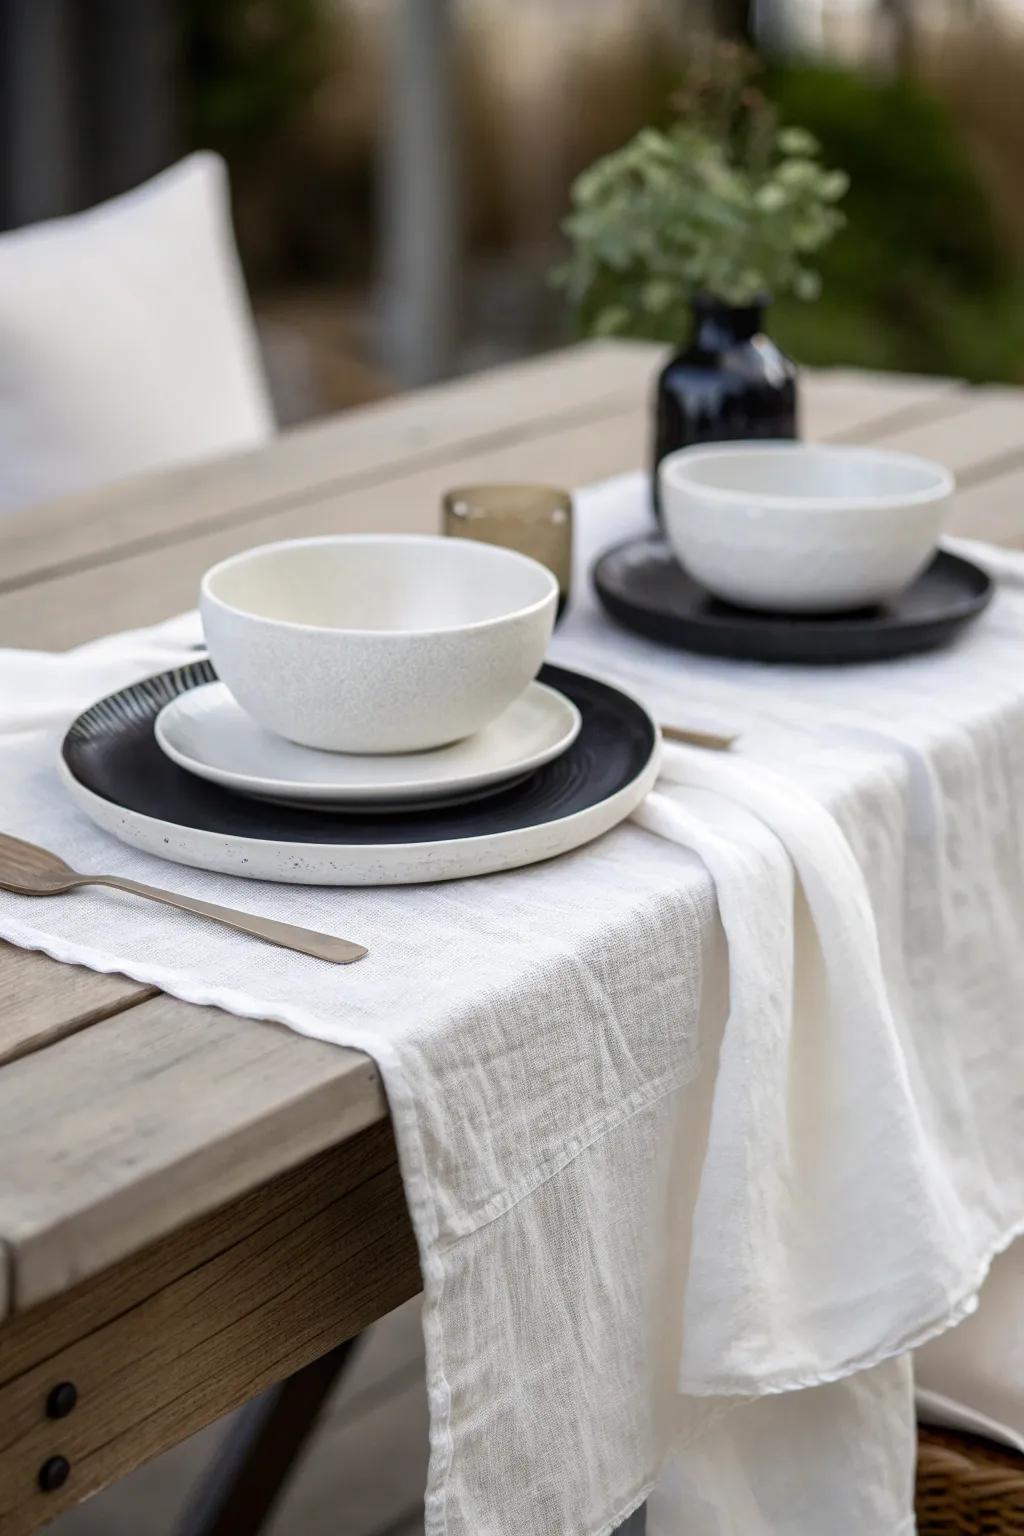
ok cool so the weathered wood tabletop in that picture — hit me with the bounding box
[2,340,1024,1532]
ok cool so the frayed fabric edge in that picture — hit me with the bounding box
[677,1207,1024,1402]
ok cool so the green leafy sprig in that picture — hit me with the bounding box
[553,108,849,342]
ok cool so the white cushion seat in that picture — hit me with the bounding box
[0,152,273,514]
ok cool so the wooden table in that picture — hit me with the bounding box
[3,342,1024,1535]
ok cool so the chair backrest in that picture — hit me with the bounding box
[0,152,274,514]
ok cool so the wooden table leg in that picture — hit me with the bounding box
[175,1333,645,1536]
[173,1336,361,1536]
[176,1333,647,1536]
[175,1336,648,1536]
[0,1124,421,1536]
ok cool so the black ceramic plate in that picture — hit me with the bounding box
[59,660,659,885]
[592,537,993,665]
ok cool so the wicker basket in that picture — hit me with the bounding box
[917,1426,1024,1535]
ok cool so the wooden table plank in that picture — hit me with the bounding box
[46,1296,430,1536]
[0,944,155,1068]
[815,383,1024,547]
[0,1121,420,1535]
[0,341,659,596]
[0,372,961,652]
[0,404,649,648]
[949,463,1024,546]
[0,996,386,1312]
[0,353,950,601]
[836,384,1024,477]
[801,367,958,442]
[826,382,1024,547]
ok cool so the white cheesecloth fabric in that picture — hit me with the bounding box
[1,471,1022,1534]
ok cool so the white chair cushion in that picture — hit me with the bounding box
[0,152,274,513]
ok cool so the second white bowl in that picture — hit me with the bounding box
[659,443,954,614]
[200,534,558,753]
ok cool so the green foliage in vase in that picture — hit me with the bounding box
[553,48,849,343]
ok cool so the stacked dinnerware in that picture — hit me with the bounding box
[592,443,984,665]
[59,531,658,885]
[157,534,577,815]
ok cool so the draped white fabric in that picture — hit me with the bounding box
[1,472,1023,1534]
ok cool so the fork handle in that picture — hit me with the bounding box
[78,875,367,965]
[660,723,738,752]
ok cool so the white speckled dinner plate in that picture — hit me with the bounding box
[153,680,581,811]
[59,661,661,886]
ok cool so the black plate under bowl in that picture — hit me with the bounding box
[61,660,656,845]
[592,537,993,665]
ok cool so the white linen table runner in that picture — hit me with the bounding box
[1,471,1023,1535]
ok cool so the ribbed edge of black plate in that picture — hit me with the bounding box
[592,537,993,664]
[62,662,656,845]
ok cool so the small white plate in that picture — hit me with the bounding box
[61,660,659,886]
[154,681,581,810]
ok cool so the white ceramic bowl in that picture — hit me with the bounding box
[659,443,955,613]
[200,534,558,753]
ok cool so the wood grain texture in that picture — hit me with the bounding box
[0,404,648,647]
[0,1120,420,1536]
[844,384,1024,474]
[949,461,1024,546]
[54,1377,431,1536]
[802,368,957,442]
[0,350,947,603]
[0,942,155,1068]
[0,365,956,649]
[0,340,659,595]
[0,994,387,1313]
[0,371,960,652]
[1,1135,410,1388]
[819,382,1024,548]
[0,1123,407,1386]
[49,1298,428,1536]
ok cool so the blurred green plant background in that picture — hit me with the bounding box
[178,2,1024,399]
[767,62,1024,381]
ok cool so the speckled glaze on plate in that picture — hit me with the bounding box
[60,660,660,885]
[153,679,581,811]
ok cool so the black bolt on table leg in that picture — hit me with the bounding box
[46,1381,78,1419]
[38,1455,71,1493]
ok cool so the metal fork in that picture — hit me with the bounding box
[0,832,367,965]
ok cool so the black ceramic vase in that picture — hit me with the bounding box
[652,296,798,523]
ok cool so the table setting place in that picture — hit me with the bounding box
[3,442,1024,1536]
